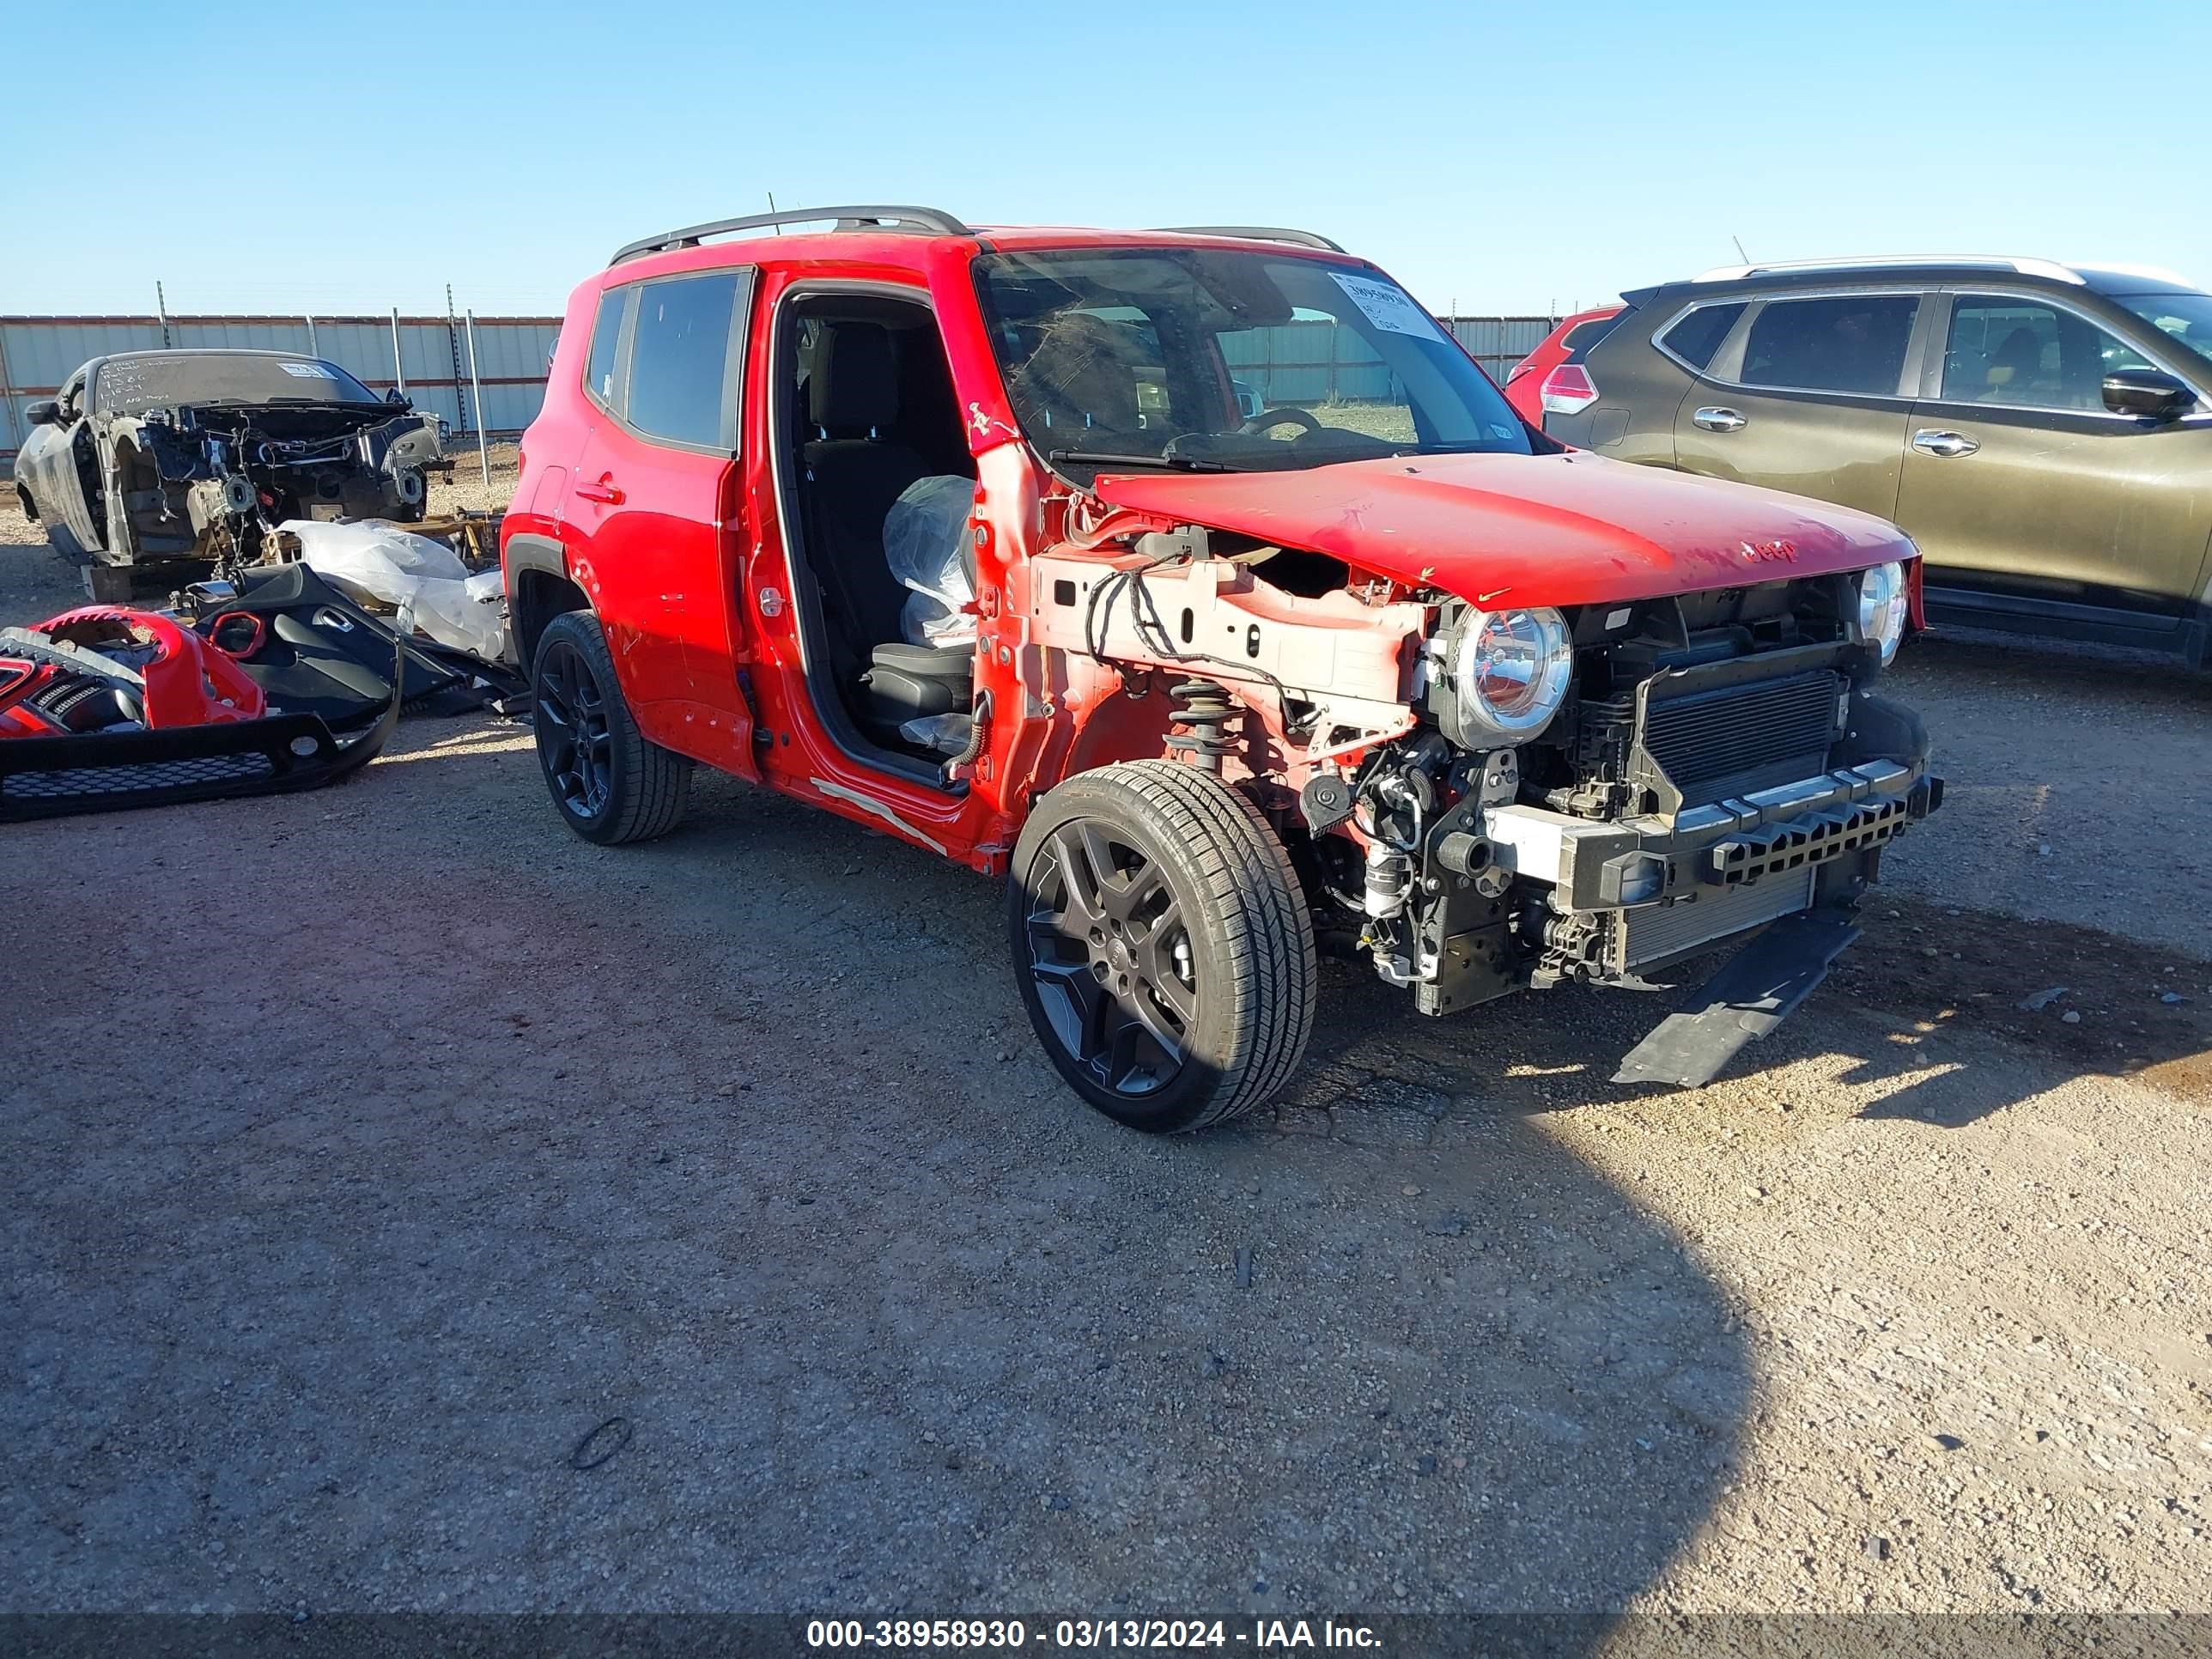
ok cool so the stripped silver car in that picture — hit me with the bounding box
[12,349,443,590]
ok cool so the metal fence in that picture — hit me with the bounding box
[1220,315,1557,409]
[1,309,1558,463]
[1444,316,1562,384]
[0,313,561,462]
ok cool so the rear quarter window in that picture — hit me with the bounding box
[583,287,628,412]
[1656,302,1746,372]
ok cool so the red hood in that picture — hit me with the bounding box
[1090,450,1915,608]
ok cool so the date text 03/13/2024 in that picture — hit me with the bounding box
[805,1619,1384,1650]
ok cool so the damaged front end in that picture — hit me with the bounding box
[0,580,407,821]
[1363,578,1942,1084]
[102,398,444,573]
[1029,524,1941,1091]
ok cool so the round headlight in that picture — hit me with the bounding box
[1857,561,1908,665]
[1449,606,1574,743]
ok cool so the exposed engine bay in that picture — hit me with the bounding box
[109,398,443,574]
[1028,520,1941,1085]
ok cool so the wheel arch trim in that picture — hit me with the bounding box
[505,532,592,667]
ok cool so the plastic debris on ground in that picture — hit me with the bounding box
[278,519,507,661]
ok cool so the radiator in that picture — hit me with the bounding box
[1618,866,1816,971]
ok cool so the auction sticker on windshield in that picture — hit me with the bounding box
[279,362,338,379]
[1330,272,1445,340]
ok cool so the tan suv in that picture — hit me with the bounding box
[1544,258,2212,664]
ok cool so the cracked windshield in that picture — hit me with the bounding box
[975,247,1533,479]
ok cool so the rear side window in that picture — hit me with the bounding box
[1658,303,1746,371]
[584,287,628,413]
[583,288,627,411]
[626,273,744,449]
[1741,295,1919,395]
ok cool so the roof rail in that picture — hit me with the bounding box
[1690,255,2083,286]
[1157,225,1346,253]
[611,204,972,265]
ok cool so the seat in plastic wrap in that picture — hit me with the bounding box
[863,474,977,741]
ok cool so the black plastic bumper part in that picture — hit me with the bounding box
[1612,908,1863,1089]
[0,710,388,822]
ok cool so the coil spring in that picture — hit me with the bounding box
[1165,678,1238,772]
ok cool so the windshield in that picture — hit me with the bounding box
[94,353,384,415]
[974,248,1532,480]
[2112,291,2212,376]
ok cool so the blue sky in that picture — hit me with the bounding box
[9,0,2205,320]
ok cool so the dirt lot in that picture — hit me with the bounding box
[2,474,2209,1627]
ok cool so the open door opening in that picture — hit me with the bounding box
[774,289,979,777]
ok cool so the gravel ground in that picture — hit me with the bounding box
[2,483,2209,1627]
[432,442,521,520]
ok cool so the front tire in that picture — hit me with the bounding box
[1009,760,1316,1133]
[532,611,690,845]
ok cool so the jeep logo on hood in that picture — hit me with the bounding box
[1740,538,1799,564]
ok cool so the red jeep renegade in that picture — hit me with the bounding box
[504,206,1940,1132]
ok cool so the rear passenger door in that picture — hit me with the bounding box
[567,269,757,761]
[1671,290,1927,521]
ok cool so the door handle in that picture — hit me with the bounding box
[574,474,624,504]
[1692,406,1747,433]
[1912,429,1980,459]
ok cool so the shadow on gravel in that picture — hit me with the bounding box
[1893,627,2212,712]
[3,758,1749,1629]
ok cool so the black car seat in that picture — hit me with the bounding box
[799,324,928,688]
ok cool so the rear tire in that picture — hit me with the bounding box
[532,610,690,845]
[1009,759,1316,1133]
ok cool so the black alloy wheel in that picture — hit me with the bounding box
[530,610,690,845]
[536,635,612,819]
[1024,818,1200,1098]
[1008,760,1316,1133]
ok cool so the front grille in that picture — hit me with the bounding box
[1619,865,1814,970]
[1640,670,1839,806]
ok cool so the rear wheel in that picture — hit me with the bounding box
[532,611,690,844]
[1009,760,1316,1133]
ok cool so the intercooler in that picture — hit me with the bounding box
[1618,864,1816,970]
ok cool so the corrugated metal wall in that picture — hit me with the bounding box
[2,310,1558,461]
[1445,316,1561,383]
[0,313,560,460]
[1218,316,1558,408]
